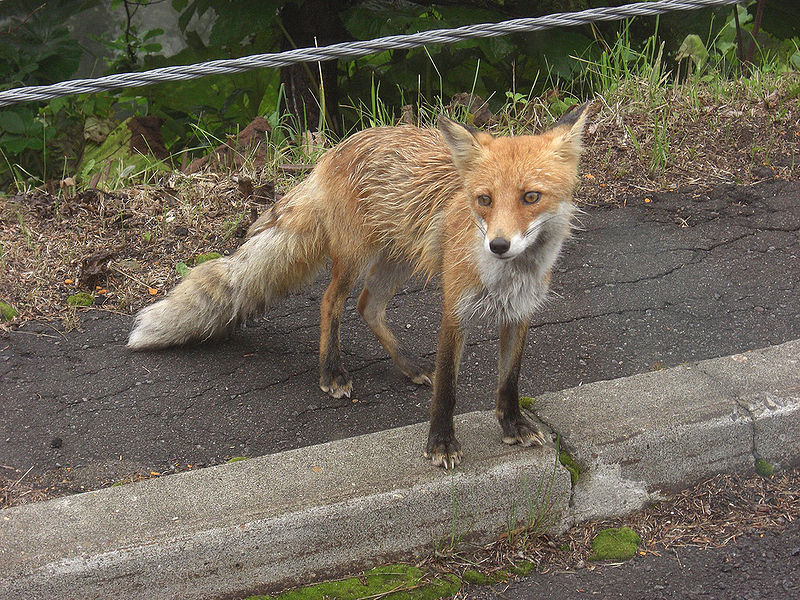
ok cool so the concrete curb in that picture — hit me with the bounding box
[534,339,800,522]
[1,340,798,599]
[0,413,572,600]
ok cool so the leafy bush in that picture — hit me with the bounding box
[0,0,797,193]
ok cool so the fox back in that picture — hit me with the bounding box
[248,116,583,321]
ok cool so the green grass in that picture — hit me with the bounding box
[1,12,794,200]
[503,437,563,552]
[432,473,476,558]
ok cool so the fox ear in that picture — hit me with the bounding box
[438,116,485,171]
[547,101,596,162]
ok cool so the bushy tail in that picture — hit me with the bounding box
[128,191,326,350]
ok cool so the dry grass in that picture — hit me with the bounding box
[494,72,799,204]
[575,73,800,204]
[0,72,797,325]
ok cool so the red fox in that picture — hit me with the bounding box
[129,104,591,468]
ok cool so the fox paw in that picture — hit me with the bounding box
[319,369,353,399]
[409,370,433,386]
[396,356,433,387]
[501,416,546,447]
[424,434,462,470]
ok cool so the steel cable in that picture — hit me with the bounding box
[0,0,740,107]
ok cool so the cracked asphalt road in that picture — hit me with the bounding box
[1,179,798,493]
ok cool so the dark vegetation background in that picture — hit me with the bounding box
[0,0,798,192]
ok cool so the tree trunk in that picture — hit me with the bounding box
[278,0,353,133]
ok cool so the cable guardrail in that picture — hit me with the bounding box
[0,0,740,107]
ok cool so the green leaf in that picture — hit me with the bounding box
[676,34,708,69]
[1,134,40,153]
[208,0,282,49]
[176,262,189,277]
[0,111,27,135]
[143,28,164,42]
[195,252,221,265]
[0,301,18,321]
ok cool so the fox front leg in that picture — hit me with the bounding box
[424,310,465,469]
[496,320,546,447]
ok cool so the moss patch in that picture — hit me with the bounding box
[590,527,641,561]
[519,396,535,410]
[509,560,535,576]
[461,569,487,585]
[247,564,461,600]
[558,450,582,486]
[66,292,93,307]
[0,301,18,321]
[756,458,774,478]
[195,252,222,265]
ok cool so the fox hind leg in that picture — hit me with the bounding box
[319,258,359,399]
[496,320,546,447]
[357,257,433,386]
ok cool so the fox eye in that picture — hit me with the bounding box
[477,194,492,207]
[523,191,541,205]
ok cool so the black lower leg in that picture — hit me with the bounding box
[496,321,544,447]
[425,314,464,467]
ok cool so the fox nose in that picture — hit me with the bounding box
[489,237,511,255]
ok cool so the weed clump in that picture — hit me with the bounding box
[248,564,460,600]
[0,301,18,321]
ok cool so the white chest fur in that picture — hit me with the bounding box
[456,209,572,325]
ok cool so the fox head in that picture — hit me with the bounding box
[439,104,591,261]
